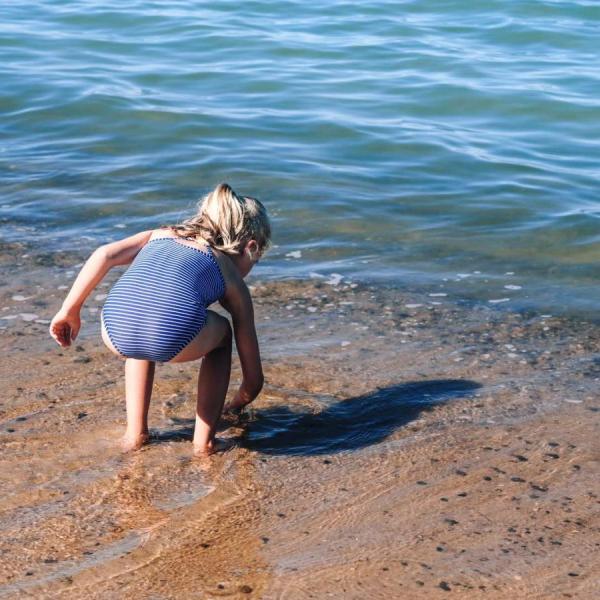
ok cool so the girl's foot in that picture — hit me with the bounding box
[120,431,150,452]
[223,399,248,415]
[193,437,234,457]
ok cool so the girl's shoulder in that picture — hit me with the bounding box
[210,247,237,285]
[212,254,254,322]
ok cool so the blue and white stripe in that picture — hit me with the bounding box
[101,238,226,362]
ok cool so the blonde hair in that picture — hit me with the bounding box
[165,183,271,255]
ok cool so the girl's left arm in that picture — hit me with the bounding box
[49,229,154,347]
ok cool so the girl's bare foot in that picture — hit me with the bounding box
[120,431,150,452]
[193,437,234,457]
[223,396,251,415]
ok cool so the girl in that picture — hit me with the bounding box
[49,182,271,455]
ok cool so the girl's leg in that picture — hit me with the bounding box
[193,324,232,454]
[168,311,232,455]
[122,358,155,451]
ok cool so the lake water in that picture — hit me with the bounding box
[1,0,599,317]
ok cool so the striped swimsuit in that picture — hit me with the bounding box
[101,237,226,362]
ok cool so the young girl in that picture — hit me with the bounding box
[48,182,271,455]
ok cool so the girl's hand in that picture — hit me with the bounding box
[49,308,81,348]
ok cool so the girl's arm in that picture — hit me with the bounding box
[220,280,264,411]
[49,229,154,347]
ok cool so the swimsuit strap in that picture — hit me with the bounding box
[176,236,216,257]
[150,235,217,258]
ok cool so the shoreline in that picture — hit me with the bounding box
[1,237,599,325]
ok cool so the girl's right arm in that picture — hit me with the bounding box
[220,279,264,411]
[49,229,154,347]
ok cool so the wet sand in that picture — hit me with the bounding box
[0,242,598,598]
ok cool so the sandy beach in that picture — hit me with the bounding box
[0,242,598,599]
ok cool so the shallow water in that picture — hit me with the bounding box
[1,1,599,317]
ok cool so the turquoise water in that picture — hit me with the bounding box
[1,1,599,316]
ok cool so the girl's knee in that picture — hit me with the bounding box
[167,312,231,363]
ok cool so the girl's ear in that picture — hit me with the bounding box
[244,240,262,266]
[245,239,259,256]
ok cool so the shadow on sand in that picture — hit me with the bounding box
[155,379,481,457]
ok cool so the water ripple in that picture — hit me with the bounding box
[1,0,599,315]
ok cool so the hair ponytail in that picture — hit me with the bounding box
[165,182,271,255]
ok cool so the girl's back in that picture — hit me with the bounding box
[101,233,226,362]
